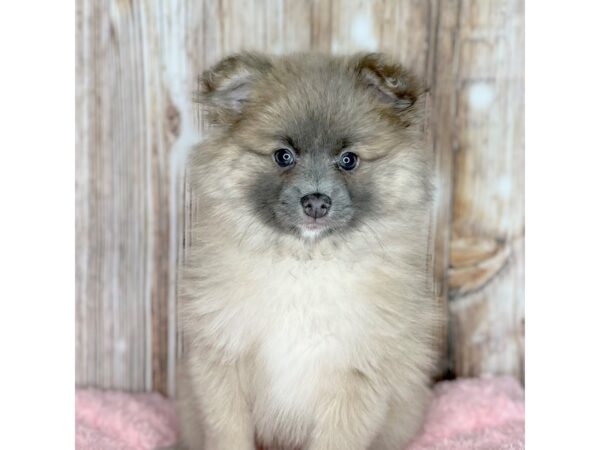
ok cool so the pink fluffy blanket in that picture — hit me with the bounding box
[76,376,524,450]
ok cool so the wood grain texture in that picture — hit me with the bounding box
[76,0,202,395]
[446,0,525,380]
[76,0,525,395]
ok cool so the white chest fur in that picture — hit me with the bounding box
[202,254,378,431]
[256,271,363,411]
[253,257,376,439]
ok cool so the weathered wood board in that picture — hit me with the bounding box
[76,0,524,395]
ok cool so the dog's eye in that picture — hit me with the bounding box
[273,149,295,168]
[338,152,359,171]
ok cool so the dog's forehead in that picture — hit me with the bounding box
[237,57,401,160]
[283,114,352,156]
[263,77,363,155]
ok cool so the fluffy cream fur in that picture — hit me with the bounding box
[177,52,441,450]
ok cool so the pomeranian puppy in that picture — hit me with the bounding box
[177,52,440,450]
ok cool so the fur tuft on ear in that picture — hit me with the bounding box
[353,53,426,119]
[195,52,272,125]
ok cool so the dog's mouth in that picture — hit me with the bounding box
[297,218,331,238]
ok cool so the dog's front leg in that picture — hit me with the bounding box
[307,371,388,450]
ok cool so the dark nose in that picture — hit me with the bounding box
[301,193,331,219]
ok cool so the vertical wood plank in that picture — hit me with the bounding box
[76,0,203,395]
[447,0,525,381]
[426,0,461,377]
[77,0,152,391]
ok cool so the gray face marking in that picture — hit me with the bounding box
[247,116,375,240]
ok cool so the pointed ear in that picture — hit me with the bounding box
[353,53,426,122]
[196,53,272,125]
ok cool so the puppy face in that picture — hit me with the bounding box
[195,53,430,242]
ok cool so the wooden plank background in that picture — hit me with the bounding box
[76,0,524,396]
